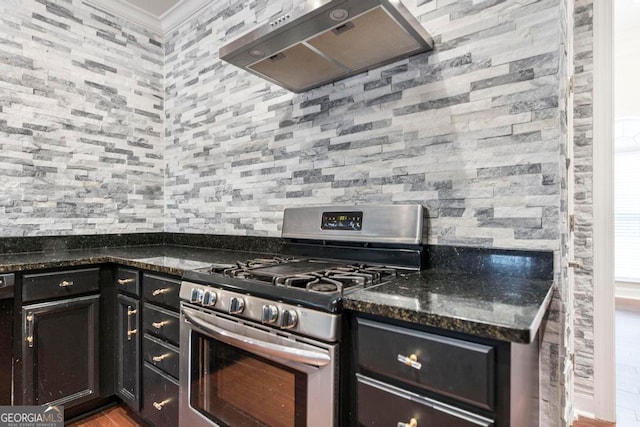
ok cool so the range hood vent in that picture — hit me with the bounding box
[219,0,434,93]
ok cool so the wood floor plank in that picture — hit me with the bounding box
[67,405,145,427]
[572,416,616,427]
[104,407,141,427]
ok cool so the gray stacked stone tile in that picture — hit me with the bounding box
[572,0,595,408]
[0,0,596,425]
[0,0,165,236]
[163,2,570,424]
[164,0,567,252]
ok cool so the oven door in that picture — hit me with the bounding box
[180,304,337,427]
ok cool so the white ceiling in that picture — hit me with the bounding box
[85,0,211,34]
[125,0,182,17]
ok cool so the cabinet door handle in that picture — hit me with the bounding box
[397,353,422,370]
[151,320,169,329]
[397,418,418,427]
[25,313,34,348]
[59,280,74,287]
[118,278,134,285]
[153,399,170,411]
[152,288,169,296]
[152,353,169,362]
[126,305,137,341]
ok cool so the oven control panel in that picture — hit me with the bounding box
[321,211,362,231]
[181,281,340,342]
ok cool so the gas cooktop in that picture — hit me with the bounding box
[197,256,397,296]
[182,205,426,313]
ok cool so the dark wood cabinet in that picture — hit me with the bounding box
[351,314,539,427]
[357,374,493,427]
[23,268,100,303]
[0,300,11,405]
[357,318,495,410]
[141,363,179,427]
[140,272,180,427]
[114,269,181,426]
[21,295,100,407]
[115,267,140,297]
[116,294,141,411]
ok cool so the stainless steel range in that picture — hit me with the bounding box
[179,205,427,427]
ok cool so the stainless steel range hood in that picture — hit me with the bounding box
[219,0,434,93]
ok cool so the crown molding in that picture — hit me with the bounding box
[85,0,211,35]
[161,0,212,34]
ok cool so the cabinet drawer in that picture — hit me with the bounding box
[142,363,178,427]
[143,334,179,380]
[143,304,180,346]
[357,374,493,427]
[143,274,180,310]
[23,268,100,303]
[115,267,140,297]
[357,318,495,410]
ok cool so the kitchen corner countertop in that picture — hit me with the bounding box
[0,245,265,276]
[0,244,554,344]
[343,269,554,344]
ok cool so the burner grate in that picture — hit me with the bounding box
[206,256,397,295]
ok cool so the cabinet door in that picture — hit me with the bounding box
[116,294,141,411]
[0,298,12,405]
[22,295,100,407]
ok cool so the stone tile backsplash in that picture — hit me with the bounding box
[164,0,566,253]
[0,0,165,236]
[0,1,576,424]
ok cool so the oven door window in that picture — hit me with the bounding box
[190,331,307,426]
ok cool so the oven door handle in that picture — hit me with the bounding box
[182,308,331,367]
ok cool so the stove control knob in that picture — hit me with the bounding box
[202,291,217,307]
[281,309,298,329]
[261,305,279,324]
[229,297,245,314]
[190,288,203,304]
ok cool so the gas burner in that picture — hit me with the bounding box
[307,281,341,293]
[212,256,297,277]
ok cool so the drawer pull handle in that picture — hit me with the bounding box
[59,280,74,287]
[152,353,169,362]
[152,288,169,296]
[127,308,137,316]
[397,418,418,427]
[397,354,422,370]
[127,329,137,339]
[153,399,170,411]
[151,320,169,329]
[118,278,135,285]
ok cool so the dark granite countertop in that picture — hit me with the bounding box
[343,269,553,344]
[0,245,270,276]
[0,241,554,344]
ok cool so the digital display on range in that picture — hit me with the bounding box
[321,211,363,231]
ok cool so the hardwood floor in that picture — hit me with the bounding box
[67,405,146,427]
[573,417,616,427]
[616,307,640,426]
